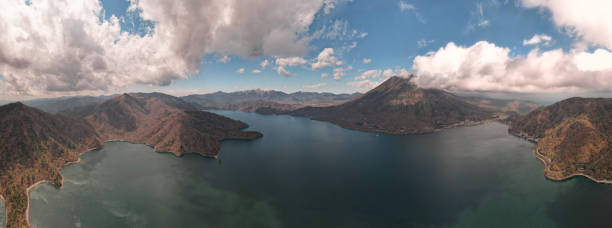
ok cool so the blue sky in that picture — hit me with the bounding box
[1,0,611,100]
[114,0,570,94]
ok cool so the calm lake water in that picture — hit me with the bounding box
[25,111,612,227]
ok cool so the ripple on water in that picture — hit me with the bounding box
[29,141,282,228]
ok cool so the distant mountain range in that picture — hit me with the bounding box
[0,93,261,228]
[239,76,537,134]
[510,97,612,183]
[181,89,361,111]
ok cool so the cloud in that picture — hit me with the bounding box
[474,2,490,28]
[355,69,381,80]
[523,34,552,46]
[320,19,367,41]
[252,69,261,74]
[312,48,341,69]
[347,80,379,92]
[417,39,435,48]
[302,82,327,89]
[362,58,372,64]
[321,73,329,78]
[274,56,307,76]
[0,0,326,96]
[398,1,425,23]
[349,67,411,91]
[398,1,415,11]
[332,66,353,80]
[477,20,490,27]
[322,0,352,14]
[275,57,307,67]
[412,41,612,93]
[218,55,231,63]
[521,0,612,50]
[260,59,270,69]
[355,67,410,80]
[237,68,245,74]
[277,66,291,77]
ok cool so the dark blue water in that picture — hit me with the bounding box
[28,111,612,227]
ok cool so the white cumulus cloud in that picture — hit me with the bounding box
[412,41,612,93]
[312,48,341,70]
[0,0,326,96]
[523,34,552,46]
[521,0,612,50]
[275,57,308,67]
[362,58,372,64]
[236,68,245,74]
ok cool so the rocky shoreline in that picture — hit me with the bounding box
[511,131,612,184]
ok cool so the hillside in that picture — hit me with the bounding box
[0,103,102,227]
[65,93,262,157]
[509,97,612,182]
[288,76,497,134]
[0,93,263,228]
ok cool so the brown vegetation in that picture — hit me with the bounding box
[509,97,612,182]
[287,76,499,134]
[0,93,262,227]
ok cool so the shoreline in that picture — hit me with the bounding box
[21,138,223,227]
[533,148,612,184]
[1,195,5,228]
[25,180,50,227]
[510,131,612,185]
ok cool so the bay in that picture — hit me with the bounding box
[27,111,612,227]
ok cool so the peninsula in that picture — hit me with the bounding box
[0,93,262,228]
[509,97,612,183]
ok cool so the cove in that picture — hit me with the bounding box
[25,110,612,227]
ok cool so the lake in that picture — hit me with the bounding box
[22,111,612,227]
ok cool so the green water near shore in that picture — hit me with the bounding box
[0,198,4,228]
[28,111,612,227]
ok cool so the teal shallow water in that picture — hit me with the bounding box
[25,111,612,227]
[1,197,4,227]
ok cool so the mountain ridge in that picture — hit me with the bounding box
[509,97,612,182]
[0,93,262,228]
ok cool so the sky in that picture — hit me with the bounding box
[1,0,612,102]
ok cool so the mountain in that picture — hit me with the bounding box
[0,93,262,228]
[181,89,361,111]
[64,93,262,157]
[509,97,612,182]
[22,95,117,113]
[287,76,498,134]
[0,103,102,227]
